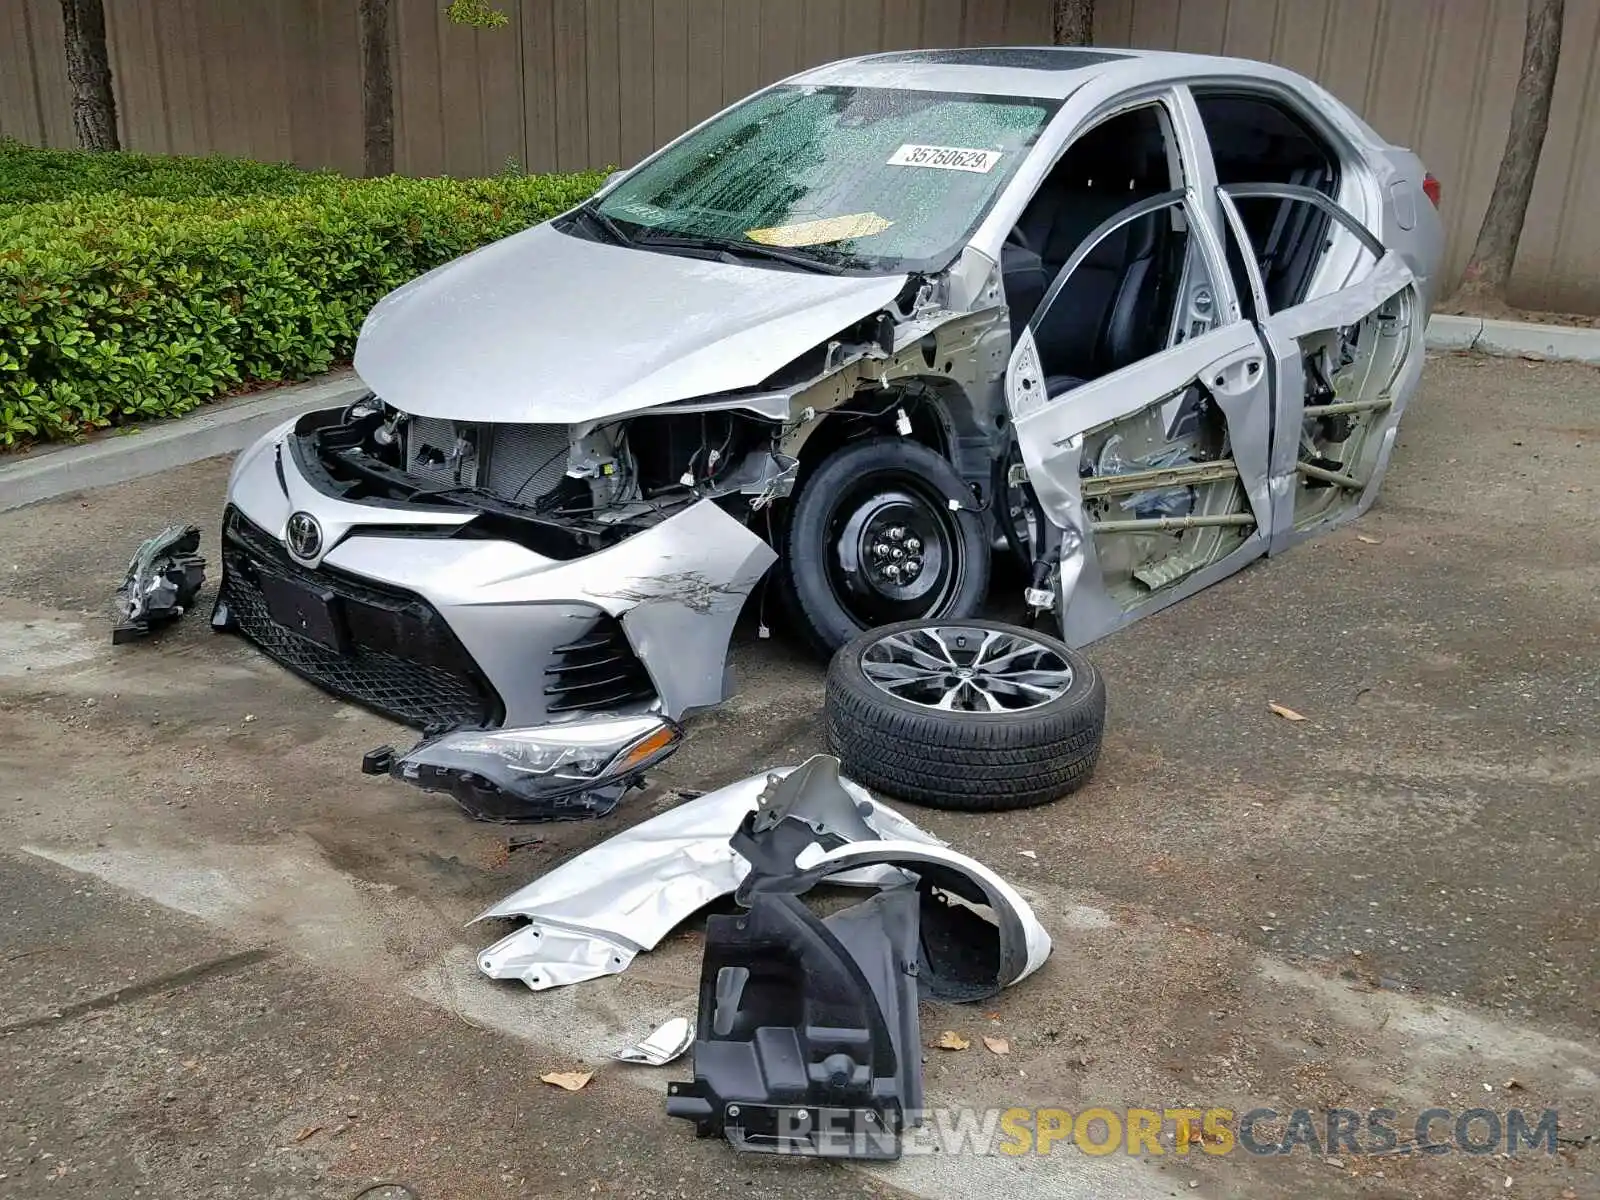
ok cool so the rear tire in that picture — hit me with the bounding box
[824,618,1106,811]
[775,438,991,657]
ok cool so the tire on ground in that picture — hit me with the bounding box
[824,618,1107,811]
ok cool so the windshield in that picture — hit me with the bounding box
[588,85,1058,274]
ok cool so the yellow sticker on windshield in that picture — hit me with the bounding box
[746,212,894,247]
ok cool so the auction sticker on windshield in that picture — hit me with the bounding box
[888,144,1002,173]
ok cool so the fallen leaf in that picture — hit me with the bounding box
[936,1031,970,1051]
[1355,534,1381,545]
[983,1011,1000,1021]
[293,1124,322,1143]
[1018,849,1038,860]
[1269,702,1308,722]
[982,1036,1011,1055]
[539,1070,594,1091]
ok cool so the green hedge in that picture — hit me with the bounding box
[0,138,332,205]
[0,147,602,446]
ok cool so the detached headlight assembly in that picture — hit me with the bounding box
[363,715,683,822]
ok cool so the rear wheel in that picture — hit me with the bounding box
[776,437,990,657]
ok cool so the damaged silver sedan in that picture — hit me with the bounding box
[214,47,1443,805]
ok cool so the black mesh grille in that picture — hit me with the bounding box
[544,615,655,713]
[218,507,502,731]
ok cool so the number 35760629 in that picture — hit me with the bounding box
[887,144,1002,173]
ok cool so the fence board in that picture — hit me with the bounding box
[842,1,886,56]
[964,0,1010,45]
[480,1,528,172]
[3,0,1597,309]
[653,0,690,146]
[0,3,43,144]
[685,0,724,125]
[920,0,964,47]
[584,0,621,169]
[396,0,447,174]
[881,0,923,50]
[617,0,656,165]
[719,0,761,106]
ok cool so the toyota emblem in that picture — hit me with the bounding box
[286,511,323,560]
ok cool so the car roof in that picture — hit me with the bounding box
[790,45,1288,100]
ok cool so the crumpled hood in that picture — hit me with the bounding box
[353,221,908,424]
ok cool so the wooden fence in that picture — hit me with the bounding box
[3,0,1598,308]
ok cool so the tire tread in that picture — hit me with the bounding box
[823,618,1107,811]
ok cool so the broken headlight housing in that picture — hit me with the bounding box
[363,715,682,822]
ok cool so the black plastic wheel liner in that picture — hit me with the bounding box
[665,886,922,1161]
[730,755,1030,1000]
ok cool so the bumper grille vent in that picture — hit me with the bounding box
[544,615,656,713]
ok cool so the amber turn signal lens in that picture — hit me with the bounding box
[612,724,680,773]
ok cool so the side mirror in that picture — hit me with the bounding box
[603,169,626,189]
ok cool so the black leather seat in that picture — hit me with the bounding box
[1032,199,1165,391]
[1001,112,1175,393]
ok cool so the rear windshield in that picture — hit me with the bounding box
[592,84,1059,274]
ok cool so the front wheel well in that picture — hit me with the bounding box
[791,387,952,485]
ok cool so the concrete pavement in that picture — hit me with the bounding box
[0,352,1595,1199]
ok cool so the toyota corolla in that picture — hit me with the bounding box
[214,46,1443,811]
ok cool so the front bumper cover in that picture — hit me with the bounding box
[217,414,777,730]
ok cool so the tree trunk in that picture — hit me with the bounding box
[1052,0,1095,46]
[1453,0,1564,308]
[359,0,395,177]
[60,0,118,151]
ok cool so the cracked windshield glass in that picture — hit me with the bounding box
[593,85,1058,273]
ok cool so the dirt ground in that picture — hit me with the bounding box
[0,353,1595,1200]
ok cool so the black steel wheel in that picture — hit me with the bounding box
[825,618,1106,811]
[777,438,990,657]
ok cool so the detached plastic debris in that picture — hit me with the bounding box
[364,714,682,823]
[613,1017,694,1066]
[666,864,924,1159]
[112,525,207,644]
[472,756,941,990]
[667,814,1051,1159]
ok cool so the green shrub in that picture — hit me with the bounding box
[0,164,603,445]
[0,138,332,205]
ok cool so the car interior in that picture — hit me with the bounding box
[1001,92,1343,390]
[1193,90,1340,313]
[1002,105,1186,396]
